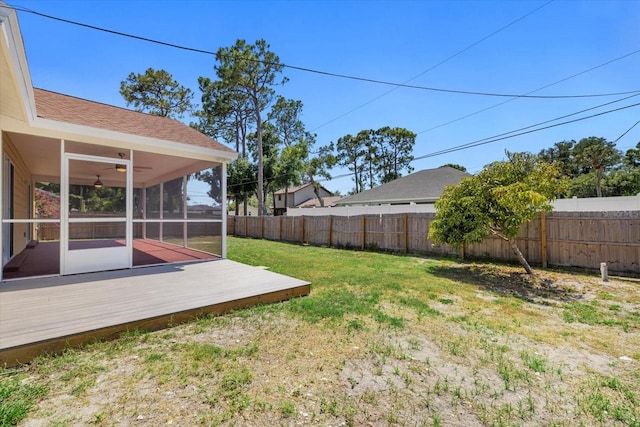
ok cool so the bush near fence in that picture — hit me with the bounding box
[228,211,640,277]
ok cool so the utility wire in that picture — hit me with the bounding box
[412,102,640,161]
[613,119,640,143]
[8,4,639,100]
[417,93,640,156]
[417,48,640,134]
[228,99,640,189]
[310,0,555,130]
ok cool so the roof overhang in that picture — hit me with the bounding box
[0,3,36,123]
[335,197,439,206]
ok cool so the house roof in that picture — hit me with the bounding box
[33,88,235,154]
[274,182,332,195]
[296,196,343,208]
[335,166,471,206]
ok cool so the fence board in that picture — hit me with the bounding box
[227,211,640,276]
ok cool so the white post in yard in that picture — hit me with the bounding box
[600,262,608,282]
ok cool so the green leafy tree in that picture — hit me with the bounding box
[267,97,309,210]
[196,76,255,215]
[213,39,288,215]
[623,142,640,169]
[336,127,415,193]
[336,133,365,194]
[429,152,568,274]
[226,157,257,212]
[538,140,580,178]
[373,126,416,183]
[196,77,254,156]
[120,68,194,119]
[305,141,337,206]
[573,137,622,197]
[440,164,467,172]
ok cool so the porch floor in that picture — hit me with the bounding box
[2,239,217,279]
[0,259,310,366]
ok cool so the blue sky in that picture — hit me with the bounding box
[9,0,640,195]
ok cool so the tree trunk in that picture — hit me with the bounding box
[596,166,603,197]
[508,238,534,275]
[254,97,264,216]
[284,187,289,215]
[312,181,324,207]
[272,190,276,214]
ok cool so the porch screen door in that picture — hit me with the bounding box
[62,153,132,275]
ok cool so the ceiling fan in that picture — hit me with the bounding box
[103,153,153,173]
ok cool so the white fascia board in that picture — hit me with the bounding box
[29,116,237,163]
[0,4,37,122]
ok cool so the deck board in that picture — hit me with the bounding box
[0,260,310,366]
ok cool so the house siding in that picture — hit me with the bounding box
[2,132,33,254]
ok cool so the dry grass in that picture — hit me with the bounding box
[2,237,639,426]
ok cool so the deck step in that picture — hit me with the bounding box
[3,241,38,272]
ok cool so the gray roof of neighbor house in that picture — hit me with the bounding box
[296,196,344,208]
[273,183,332,195]
[335,166,470,206]
[33,88,235,154]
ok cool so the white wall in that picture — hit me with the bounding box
[552,195,640,212]
[287,203,437,217]
[286,195,640,217]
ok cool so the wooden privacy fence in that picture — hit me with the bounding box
[228,211,640,277]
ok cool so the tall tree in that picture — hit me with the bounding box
[120,68,194,119]
[197,77,254,156]
[538,140,579,178]
[336,133,365,194]
[197,77,255,215]
[267,97,308,210]
[305,142,337,206]
[373,126,416,183]
[573,137,622,197]
[624,142,640,169]
[214,39,288,215]
[429,152,568,274]
[226,157,257,213]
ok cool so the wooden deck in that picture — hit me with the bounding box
[0,260,310,367]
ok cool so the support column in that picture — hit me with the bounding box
[540,211,547,268]
[221,163,228,258]
[182,175,188,248]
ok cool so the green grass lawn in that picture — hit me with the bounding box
[1,237,639,426]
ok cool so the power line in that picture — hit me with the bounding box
[412,102,640,161]
[613,119,640,143]
[230,100,639,189]
[416,93,640,157]
[310,0,555,130]
[417,48,640,135]
[9,4,639,101]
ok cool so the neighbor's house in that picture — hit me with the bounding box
[273,183,334,216]
[286,166,470,217]
[334,166,470,207]
[0,4,237,280]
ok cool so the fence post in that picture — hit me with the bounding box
[244,216,248,237]
[540,211,547,268]
[328,215,333,247]
[460,244,465,260]
[279,216,283,241]
[361,215,366,250]
[261,216,264,240]
[403,213,408,253]
[301,216,305,244]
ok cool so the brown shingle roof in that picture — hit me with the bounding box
[33,88,234,154]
